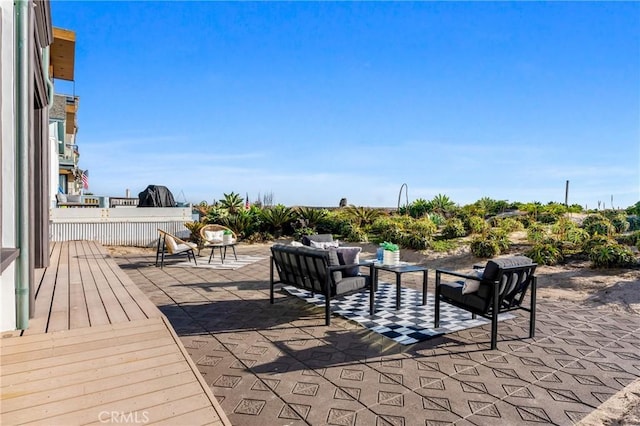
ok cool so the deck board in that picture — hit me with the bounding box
[0,241,230,426]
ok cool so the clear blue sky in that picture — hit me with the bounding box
[52,1,639,209]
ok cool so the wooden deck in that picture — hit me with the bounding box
[1,241,230,425]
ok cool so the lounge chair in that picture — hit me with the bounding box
[155,229,198,268]
[434,256,537,349]
[199,224,238,264]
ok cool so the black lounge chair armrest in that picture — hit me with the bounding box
[435,269,480,281]
[327,260,376,272]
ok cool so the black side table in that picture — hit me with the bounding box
[371,264,429,314]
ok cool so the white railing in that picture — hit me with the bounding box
[50,207,195,247]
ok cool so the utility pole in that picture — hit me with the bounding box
[564,180,569,207]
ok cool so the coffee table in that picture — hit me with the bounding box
[206,242,238,264]
[370,263,429,315]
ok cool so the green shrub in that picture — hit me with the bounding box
[588,241,637,268]
[428,213,445,227]
[470,237,500,258]
[564,227,590,247]
[261,204,296,237]
[497,217,525,233]
[526,242,563,266]
[343,225,368,243]
[527,222,547,243]
[429,239,459,253]
[488,228,511,252]
[296,207,328,229]
[183,221,205,245]
[583,214,615,237]
[616,231,640,247]
[611,213,630,234]
[442,218,466,239]
[628,215,640,232]
[465,215,488,235]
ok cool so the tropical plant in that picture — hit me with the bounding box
[582,214,615,237]
[588,241,636,268]
[470,237,500,258]
[261,204,296,237]
[219,192,245,214]
[430,194,456,217]
[427,213,446,227]
[488,228,511,252]
[343,205,384,228]
[526,242,563,266]
[527,222,547,243]
[465,215,488,235]
[441,218,466,239]
[183,221,205,245]
[626,201,640,216]
[204,204,229,224]
[407,198,431,218]
[610,213,630,234]
[496,217,525,233]
[296,207,329,229]
[429,239,459,253]
[221,209,256,239]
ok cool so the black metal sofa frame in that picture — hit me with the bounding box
[270,244,373,325]
[434,256,537,350]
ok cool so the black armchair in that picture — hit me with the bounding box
[434,256,537,350]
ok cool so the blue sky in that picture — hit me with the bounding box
[52,1,639,209]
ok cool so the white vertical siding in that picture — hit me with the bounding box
[50,207,195,247]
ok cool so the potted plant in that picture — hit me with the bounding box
[381,241,400,265]
[223,229,234,244]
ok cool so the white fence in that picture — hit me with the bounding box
[50,207,194,247]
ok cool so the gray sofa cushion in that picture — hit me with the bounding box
[335,275,367,295]
[302,234,334,246]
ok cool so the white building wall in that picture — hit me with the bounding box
[0,3,17,331]
[49,133,58,208]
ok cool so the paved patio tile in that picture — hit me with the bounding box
[113,244,640,425]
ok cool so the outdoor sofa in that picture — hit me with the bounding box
[270,239,373,325]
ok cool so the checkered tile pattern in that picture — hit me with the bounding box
[283,283,515,345]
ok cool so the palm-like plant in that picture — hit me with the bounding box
[344,205,384,228]
[219,192,244,214]
[430,194,456,216]
[296,207,328,229]
[261,204,296,237]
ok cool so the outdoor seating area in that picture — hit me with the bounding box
[110,242,639,425]
[2,240,638,426]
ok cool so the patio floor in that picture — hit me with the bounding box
[113,242,640,426]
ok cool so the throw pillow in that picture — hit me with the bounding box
[336,246,362,277]
[461,269,484,294]
[205,230,224,243]
[309,240,340,249]
[164,235,178,253]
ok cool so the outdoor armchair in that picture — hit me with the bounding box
[434,256,537,350]
[155,229,198,268]
[199,224,237,247]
